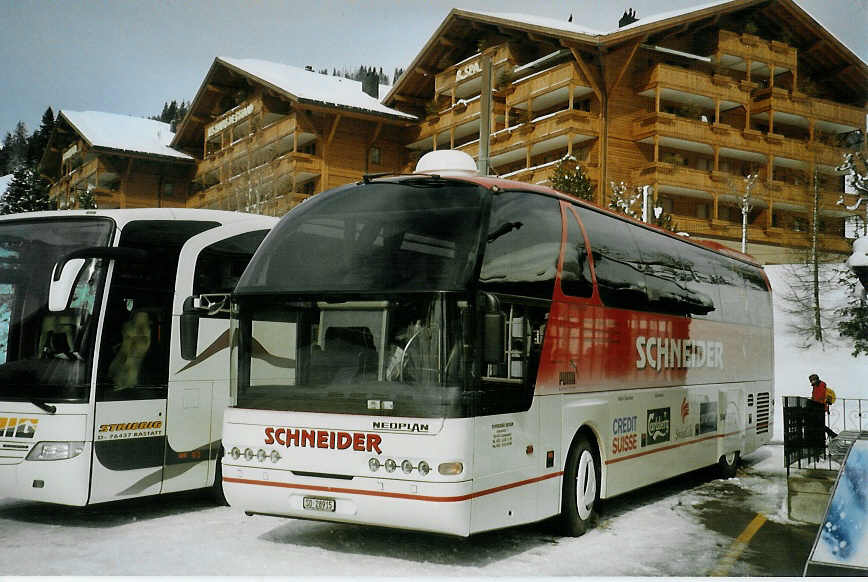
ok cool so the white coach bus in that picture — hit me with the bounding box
[0,209,277,505]
[221,151,773,536]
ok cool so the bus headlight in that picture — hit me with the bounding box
[384,459,397,473]
[270,450,281,463]
[26,441,85,461]
[369,458,381,472]
[230,447,241,460]
[256,449,267,463]
[418,461,430,476]
[243,448,254,461]
[401,460,414,474]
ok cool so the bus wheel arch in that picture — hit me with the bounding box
[560,426,602,536]
[211,446,228,506]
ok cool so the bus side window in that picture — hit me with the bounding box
[561,206,593,298]
[678,244,724,322]
[97,220,217,401]
[479,192,562,299]
[574,207,649,310]
[194,230,272,311]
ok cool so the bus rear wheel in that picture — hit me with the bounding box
[717,451,739,479]
[560,434,599,536]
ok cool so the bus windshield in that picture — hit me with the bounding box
[0,218,114,403]
[235,179,487,294]
[232,293,471,418]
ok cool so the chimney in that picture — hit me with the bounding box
[304,65,314,72]
[362,71,379,99]
[619,8,639,28]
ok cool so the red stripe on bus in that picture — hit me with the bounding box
[223,471,564,503]
[605,431,742,465]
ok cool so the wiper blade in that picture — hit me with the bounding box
[30,399,56,414]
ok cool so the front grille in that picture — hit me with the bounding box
[756,392,770,434]
[0,441,29,464]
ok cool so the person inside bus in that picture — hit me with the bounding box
[809,373,838,439]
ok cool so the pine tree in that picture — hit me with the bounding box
[77,185,97,210]
[393,67,405,84]
[27,107,55,166]
[0,165,53,215]
[835,264,868,357]
[550,155,594,201]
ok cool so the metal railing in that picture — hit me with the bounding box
[784,397,868,474]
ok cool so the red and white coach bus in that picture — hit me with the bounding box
[221,150,773,536]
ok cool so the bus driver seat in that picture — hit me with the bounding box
[107,310,153,390]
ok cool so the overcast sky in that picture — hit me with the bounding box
[1,0,865,140]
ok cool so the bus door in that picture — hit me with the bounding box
[90,219,217,503]
[90,287,170,503]
[163,222,274,494]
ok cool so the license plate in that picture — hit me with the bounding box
[303,496,336,512]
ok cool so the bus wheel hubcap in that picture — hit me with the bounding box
[575,450,596,520]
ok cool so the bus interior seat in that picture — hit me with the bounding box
[38,313,78,358]
[107,309,154,390]
[311,326,378,384]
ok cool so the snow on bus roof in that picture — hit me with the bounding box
[59,110,192,160]
[217,57,416,120]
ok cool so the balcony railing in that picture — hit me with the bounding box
[434,44,517,97]
[752,88,866,130]
[637,63,748,105]
[507,62,589,108]
[457,109,599,160]
[716,30,797,71]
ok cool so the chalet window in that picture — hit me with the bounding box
[696,203,709,219]
[369,146,382,166]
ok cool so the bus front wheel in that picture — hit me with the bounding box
[717,451,739,479]
[560,434,599,536]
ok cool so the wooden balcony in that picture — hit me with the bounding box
[637,64,748,105]
[434,44,517,98]
[458,109,599,161]
[412,96,507,146]
[769,181,846,210]
[752,88,866,129]
[507,62,590,108]
[501,159,600,188]
[716,30,797,71]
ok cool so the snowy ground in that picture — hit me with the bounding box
[765,264,868,441]
[0,445,810,577]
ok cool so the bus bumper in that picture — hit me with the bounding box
[222,466,474,536]
[0,444,91,506]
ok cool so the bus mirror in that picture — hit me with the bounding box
[483,312,504,364]
[180,296,200,361]
[48,259,85,312]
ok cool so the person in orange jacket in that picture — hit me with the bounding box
[809,373,837,438]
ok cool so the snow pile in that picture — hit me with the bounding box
[60,111,191,160]
[218,58,416,120]
[766,264,867,442]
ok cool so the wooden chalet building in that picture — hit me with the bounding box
[40,111,194,209]
[170,57,416,215]
[382,0,867,261]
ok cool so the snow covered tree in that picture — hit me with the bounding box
[608,181,642,219]
[550,155,594,201]
[77,185,97,210]
[836,150,868,237]
[0,166,53,215]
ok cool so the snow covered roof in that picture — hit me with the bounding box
[58,110,192,160]
[217,57,416,120]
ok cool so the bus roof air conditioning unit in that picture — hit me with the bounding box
[414,150,479,177]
